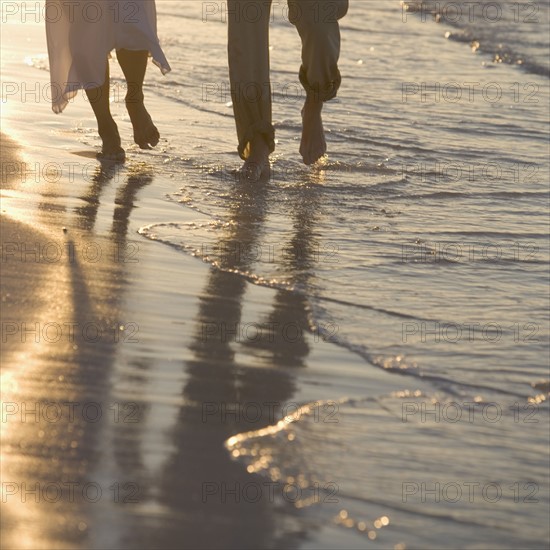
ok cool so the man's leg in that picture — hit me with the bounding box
[85,62,125,162]
[228,0,274,178]
[289,0,348,165]
[116,49,160,150]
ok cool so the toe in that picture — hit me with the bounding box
[301,146,313,165]
[244,163,262,181]
[241,159,270,182]
[134,132,152,149]
[148,129,160,147]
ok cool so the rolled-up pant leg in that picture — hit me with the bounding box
[288,0,348,101]
[228,0,275,160]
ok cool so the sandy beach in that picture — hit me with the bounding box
[0,131,403,548]
[2,1,549,549]
[0,135,386,548]
[0,53,399,550]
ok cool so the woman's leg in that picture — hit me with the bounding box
[116,49,160,149]
[85,62,125,161]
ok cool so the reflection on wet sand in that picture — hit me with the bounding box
[129,174,324,549]
[1,146,327,548]
[1,157,153,549]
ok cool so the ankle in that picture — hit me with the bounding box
[125,91,144,105]
[249,135,270,157]
[98,120,120,141]
[304,94,323,111]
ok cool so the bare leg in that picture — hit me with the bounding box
[116,49,160,149]
[85,63,125,162]
[290,0,347,165]
[300,95,326,165]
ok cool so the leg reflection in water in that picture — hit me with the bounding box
[149,175,325,549]
[0,159,155,549]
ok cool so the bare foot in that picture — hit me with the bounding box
[241,135,270,181]
[126,101,160,150]
[300,97,327,165]
[98,121,125,163]
[98,147,125,163]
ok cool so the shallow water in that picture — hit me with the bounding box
[147,2,550,546]
[144,0,550,391]
[2,0,549,548]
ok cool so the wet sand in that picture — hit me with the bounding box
[1,100,398,548]
[0,133,398,549]
[4,3,548,548]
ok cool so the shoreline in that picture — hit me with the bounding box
[1,98,401,550]
[2,2,548,548]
